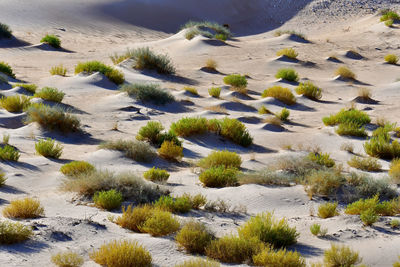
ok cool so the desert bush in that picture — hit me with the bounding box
[136,121,164,145]
[115,204,154,232]
[90,239,152,267]
[335,66,355,79]
[140,209,180,236]
[0,172,6,187]
[51,251,84,267]
[360,208,379,226]
[170,117,208,137]
[385,19,394,27]
[3,197,44,219]
[218,117,253,147]
[223,74,247,88]
[0,23,12,39]
[0,62,15,78]
[2,134,9,145]
[295,82,322,100]
[308,152,335,168]
[364,135,400,160]
[50,64,67,76]
[310,223,327,237]
[13,83,37,94]
[335,122,367,137]
[199,166,239,188]
[385,54,399,65]
[304,170,345,198]
[182,21,232,41]
[344,195,398,216]
[265,116,282,127]
[204,59,218,71]
[358,87,371,100]
[271,155,325,180]
[238,211,299,248]
[75,61,124,85]
[143,167,169,183]
[153,195,192,213]
[276,48,298,59]
[99,139,156,163]
[323,108,370,126]
[183,86,198,95]
[60,161,95,177]
[121,83,174,105]
[348,156,381,171]
[181,193,207,209]
[35,138,63,158]
[93,189,123,210]
[158,140,183,161]
[253,247,306,267]
[110,49,136,64]
[62,170,167,202]
[198,150,242,169]
[258,105,272,115]
[262,86,296,105]
[391,219,400,228]
[0,221,33,244]
[41,34,61,48]
[0,95,30,112]
[276,108,290,121]
[35,87,65,102]
[380,10,400,22]
[174,258,220,267]
[275,68,299,82]
[323,244,361,266]
[318,202,338,218]
[208,87,221,98]
[130,47,175,74]
[390,159,400,184]
[175,220,214,254]
[205,235,264,264]
[0,145,20,161]
[25,104,80,133]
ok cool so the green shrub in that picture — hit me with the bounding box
[140,209,180,236]
[90,240,152,267]
[277,108,290,121]
[238,212,299,248]
[318,202,338,218]
[115,204,154,232]
[0,145,20,161]
[308,152,335,168]
[385,54,398,64]
[99,139,156,163]
[0,95,30,112]
[51,251,84,267]
[364,135,400,160]
[157,131,182,148]
[174,258,220,267]
[34,87,65,102]
[0,172,6,187]
[121,83,174,105]
[136,121,164,145]
[323,244,361,267]
[391,219,400,228]
[199,166,238,188]
[182,193,207,209]
[50,64,67,76]
[223,74,247,88]
[348,156,381,171]
[131,47,175,74]
[335,66,355,79]
[258,106,272,115]
[3,197,44,219]
[41,34,61,48]
[390,159,400,184]
[262,86,296,105]
[295,82,322,100]
[275,68,299,82]
[93,189,123,210]
[253,247,306,267]
[0,221,33,244]
[0,61,15,78]
[380,10,400,22]
[110,49,136,64]
[158,140,183,161]
[35,138,63,158]
[175,220,214,254]
[170,117,208,137]
[310,223,327,237]
[75,61,124,85]
[143,167,169,183]
[344,195,397,216]
[335,122,367,137]
[304,170,345,198]
[276,48,298,59]
[238,169,295,186]
[208,87,221,98]
[12,83,37,94]
[153,195,192,213]
[60,161,95,177]
[25,104,80,133]
[385,19,394,27]
[274,30,306,39]
[218,117,253,146]
[198,150,242,169]
[360,208,379,226]
[0,23,12,39]
[322,108,370,126]
[181,21,232,41]
[183,86,198,95]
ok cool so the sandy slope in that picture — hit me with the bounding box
[1,0,400,266]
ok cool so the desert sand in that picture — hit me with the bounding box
[1,0,400,266]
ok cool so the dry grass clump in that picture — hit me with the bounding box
[304,170,345,199]
[3,197,44,219]
[276,48,298,59]
[0,23,12,39]
[0,172,6,187]
[171,117,208,137]
[12,83,37,94]
[238,169,295,186]
[199,166,239,187]
[385,54,398,64]
[295,82,322,100]
[0,95,30,112]
[0,61,15,78]
[25,104,80,133]
[198,150,242,169]
[130,47,175,74]
[208,87,221,98]
[90,240,152,267]
[140,209,180,236]
[318,202,339,218]
[182,193,207,209]
[115,204,154,232]
[110,49,136,64]
[389,159,400,184]
[153,195,192,214]
[183,86,198,95]
[143,167,170,183]
[60,161,95,177]
[35,138,63,159]
[275,68,299,82]
[323,244,361,267]
[253,247,306,267]
[175,220,214,254]
[238,212,299,248]
[358,87,372,100]
[0,221,33,244]
[258,105,272,115]
[75,61,124,85]
[99,139,156,163]
[223,74,248,89]
[262,86,296,105]
[204,58,218,71]
[310,223,327,237]
[34,87,65,102]
[51,251,84,267]
[50,64,67,76]
[335,66,356,80]
[0,145,20,161]
[41,34,61,48]
[347,156,382,172]
[264,116,282,127]
[93,189,123,211]
[158,140,183,161]
[174,258,220,267]
[121,83,175,105]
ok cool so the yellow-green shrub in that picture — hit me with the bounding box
[385,54,398,64]
[143,167,170,183]
[199,166,239,187]
[318,202,338,218]
[93,189,123,211]
[183,87,198,95]
[60,161,95,177]
[99,139,156,163]
[35,138,63,159]
[295,82,322,100]
[75,61,124,85]
[304,170,345,198]
[175,220,214,254]
[335,66,355,80]
[262,86,296,105]
[223,74,247,88]
[348,156,382,172]
[275,68,299,82]
[51,251,84,267]
[41,34,61,48]
[0,95,30,112]
[170,117,208,137]
[198,150,242,169]
[323,244,361,266]
[219,117,253,147]
[50,64,67,76]
[308,152,335,168]
[208,87,221,98]
[276,48,298,59]
[0,145,20,161]
[115,204,154,232]
[174,258,220,267]
[34,87,65,103]
[389,159,400,184]
[0,220,33,244]
[3,197,44,219]
[153,195,192,214]
[158,140,183,161]
[253,247,306,267]
[139,210,180,236]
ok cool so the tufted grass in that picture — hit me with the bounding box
[175,220,214,254]
[208,87,221,98]
[41,34,61,48]
[0,220,33,244]
[170,117,208,137]
[348,156,382,171]
[295,82,322,100]
[204,58,218,71]
[51,251,84,267]
[130,47,175,74]
[99,139,156,163]
[13,83,37,94]
[50,64,67,76]
[0,23,12,39]
[219,117,253,147]
[323,244,361,266]
[0,95,30,112]
[276,48,298,59]
[35,87,65,103]
[0,62,15,78]
[60,161,95,177]
[262,86,296,105]
[223,74,247,89]
[3,197,44,219]
[153,195,192,214]
[199,166,239,188]
[322,108,370,126]
[181,21,232,41]
[336,122,367,137]
[75,61,124,85]
[318,202,339,218]
[121,83,175,105]
[35,138,63,159]
[93,189,123,211]
[308,152,335,168]
[275,68,299,82]
[115,204,155,233]
[198,150,242,169]
[0,145,20,161]
[390,159,400,184]
[139,209,180,236]
[335,66,356,80]
[385,54,398,64]
[143,167,170,183]
[183,86,198,95]
[174,258,220,267]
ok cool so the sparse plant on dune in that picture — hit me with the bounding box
[275,68,299,82]
[389,159,400,184]
[130,47,175,74]
[318,202,339,218]
[253,246,306,267]
[139,209,180,236]
[175,220,214,254]
[295,81,322,100]
[336,122,367,137]
[181,21,232,41]
[60,161,95,177]
[262,86,296,105]
[41,34,61,48]
[170,117,208,137]
[99,139,156,163]
[153,195,192,214]
[308,152,335,168]
[360,208,379,226]
[0,23,12,39]
[323,108,370,126]
[385,19,394,27]
[35,138,63,159]
[50,64,67,76]
[357,87,372,100]
[115,204,155,232]
[264,116,282,126]
[0,145,20,161]
[219,117,253,147]
[348,156,382,172]
[3,197,44,219]
[364,131,400,159]
[75,61,124,85]
[276,108,290,121]
[34,87,65,102]
[304,170,345,198]
[143,167,170,183]
[335,66,356,80]
[384,54,398,65]
[310,223,328,237]
[323,244,362,267]
[238,169,294,186]
[136,121,165,145]
[0,62,15,78]
[0,95,30,112]
[208,87,221,98]
[110,49,136,65]
[0,172,6,187]
[258,105,272,115]
[198,150,242,169]
[13,83,37,94]
[183,86,198,95]
[340,142,354,153]
[174,258,220,267]
[51,251,84,267]
[223,74,248,90]
[204,58,218,71]
[199,166,239,187]
[93,189,123,211]
[0,221,33,244]
[181,193,207,210]
[121,83,175,105]
[158,140,183,161]
[276,48,298,59]
[274,30,306,40]
[380,10,399,22]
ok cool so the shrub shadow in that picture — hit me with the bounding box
[0,37,31,48]
[1,161,40,172]
[290,243,324,257]
[0,240,50,254]
[137,70,199,86]
[41,130,102,145]
[0,185,26,194]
